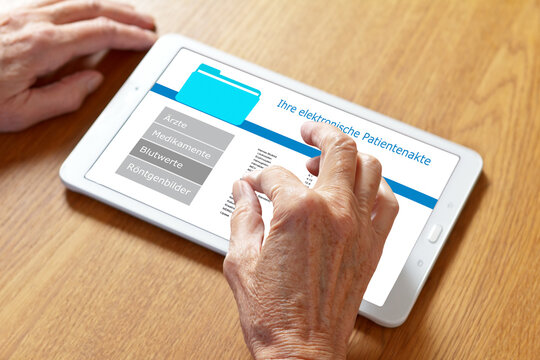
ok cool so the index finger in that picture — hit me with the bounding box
[301,121,358,189]
[60,17,157,52]
[31,18,156,76]
[243,166,304,203]
[27,0,66,8]
[42,0,154,29]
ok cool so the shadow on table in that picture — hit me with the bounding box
[65,189,224,273]
[347,172,488,359]
[66,173,489,360]
[0,46,223,270]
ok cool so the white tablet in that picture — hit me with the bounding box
[60,34,482,327]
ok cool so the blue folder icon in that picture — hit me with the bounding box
[176,64,261,126]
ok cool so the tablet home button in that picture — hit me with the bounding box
[427,224,443,243]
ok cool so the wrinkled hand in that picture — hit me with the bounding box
[0,0,157,132]
[224,122,399,359]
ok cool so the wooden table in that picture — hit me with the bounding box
[1,0,538,358]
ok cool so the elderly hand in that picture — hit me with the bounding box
[0,0,157,132]
[224,122,399,359]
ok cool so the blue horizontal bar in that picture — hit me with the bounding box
[238,121,321,158]
[151,83,178,99]
[150,83,438,209]
[384,178,437,209]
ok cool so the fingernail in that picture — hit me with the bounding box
[86,73,103,93]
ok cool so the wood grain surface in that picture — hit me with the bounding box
[1,0,538,359]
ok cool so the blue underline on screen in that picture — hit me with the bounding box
[149,83,438,209]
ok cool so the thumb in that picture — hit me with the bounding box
[224,180,264,285]
[1,70,103,132]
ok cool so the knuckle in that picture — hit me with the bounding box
[231,202,251,223]
[223,254,238,275]
[30,24,57,49]
[262,165,286,199]
[362,154,382,175]
[2,13,20,28]
[3,10,31,27]
[85,0,103,13]
[95,16,117,34]
[223,252,249,285]
[264,165,286,177]
[325,132,357,152]
[340,136,358,152]
[388,196,400,216]
[223,256,241,284]
[355,191,372,210]
[286,189,323,216]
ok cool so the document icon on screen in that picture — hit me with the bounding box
[176,64,261,126]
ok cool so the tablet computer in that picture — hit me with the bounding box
[60,34,482,327]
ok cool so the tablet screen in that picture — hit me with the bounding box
[86,48,459,306]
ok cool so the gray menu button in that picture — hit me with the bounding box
[142,123,224,167]
[130,139,212,185]
[117,156,200,205]
[154,107,234,150]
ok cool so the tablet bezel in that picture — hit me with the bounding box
[60,34,482,327]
